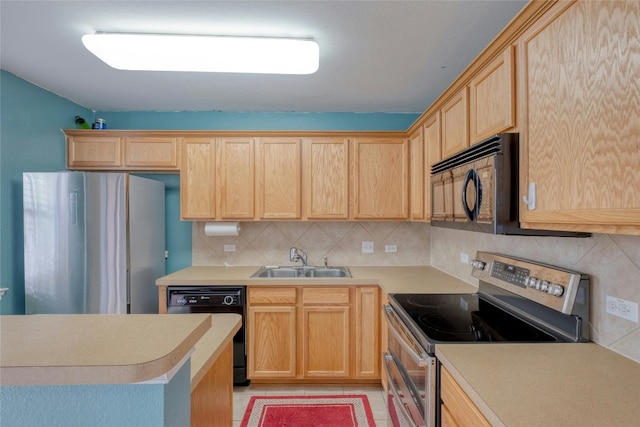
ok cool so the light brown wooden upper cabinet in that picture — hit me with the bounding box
[67,133,121,169]
[409,127,425,220]
[217,137,255,219]
[469,45,516,143]
[423,111,442,220]
[181,137,216,219]
[65,130,179,171]
[441,88,469,158]
[302,137,350,219]
[123,136,179,169]
[256,137,301,219]
[518,0,640,235]
[353,137,409,219]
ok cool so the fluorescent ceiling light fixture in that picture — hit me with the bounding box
[81,33,319,74]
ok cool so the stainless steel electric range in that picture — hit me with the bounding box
[383,251,590,427]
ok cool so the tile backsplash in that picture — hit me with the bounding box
[192,221,430,267]
[193,221,640,363]
[430,227,640,363]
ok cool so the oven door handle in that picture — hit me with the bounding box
[383,305,429,367]
[383,353,423,427]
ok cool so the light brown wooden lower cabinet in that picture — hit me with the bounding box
[191,342,233,427]
[247,287,298,379]
[301,287,351,378]
[247,285,380,382]
[440,366,491,427]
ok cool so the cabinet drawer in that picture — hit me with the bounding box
[249,287,297,304]
[302,287,350,305]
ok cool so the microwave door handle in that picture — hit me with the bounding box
[476,170,482,218]
[462,169,479,221]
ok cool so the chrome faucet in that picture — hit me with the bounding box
[290,247,308,266]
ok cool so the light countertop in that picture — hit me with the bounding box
[189,313,241,391]
[437,343,640,427]
[157,265,640,426]
[156,265,478,294]
[0,313,239,386]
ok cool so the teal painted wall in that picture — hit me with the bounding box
[94,110,419,131]
[0,70,419,315]
[1,70,92,315]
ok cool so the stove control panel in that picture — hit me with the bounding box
[491,261,530,288]
[471,251,587,315]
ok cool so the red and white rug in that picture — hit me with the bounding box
[240,394,376,427]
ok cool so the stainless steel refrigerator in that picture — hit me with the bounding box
[23,172,165,314]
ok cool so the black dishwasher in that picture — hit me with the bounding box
[167,286,248,386]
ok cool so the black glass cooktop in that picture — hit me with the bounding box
[390,293,557,343]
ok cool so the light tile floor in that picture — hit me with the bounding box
[233,384,388,427]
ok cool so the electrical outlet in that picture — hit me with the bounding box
[460,253,469,264]
[224,244,236,252]
[606,295,639,323]
[385,244,397,253]
[362,241,374,254]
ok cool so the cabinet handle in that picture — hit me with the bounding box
[522,182,536,210]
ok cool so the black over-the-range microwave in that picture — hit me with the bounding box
[429,133,589,237]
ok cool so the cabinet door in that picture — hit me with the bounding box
[469,46,516,143]
[423,112,442,220]
[441,88,469,158]
[217,137,255,219]
[303,137,350,219]
[354,287,379,379]
[123,136,179,170]
[353,137,409,219]
[519,1,640,234]
[248,305,297,379]
[67,135,122,169]
[181,137,215,219]
[257,137,301,219]
[409,128,425,220]
[301,287,350,378]
[441,367,491,427]
[301,306,350,378]
[191,341,233,427]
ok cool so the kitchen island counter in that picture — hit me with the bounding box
[437,343,640,427]
[156,265,477,294]
[0,313,241,427]
[0,313,213,386]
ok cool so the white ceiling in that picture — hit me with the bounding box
[0,1,527,113]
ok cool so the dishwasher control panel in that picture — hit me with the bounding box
[167,286,244,307]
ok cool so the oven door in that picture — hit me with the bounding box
[384,353,427,427]
[384,305,437,427]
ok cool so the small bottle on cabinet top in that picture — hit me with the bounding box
[92,118,107,129]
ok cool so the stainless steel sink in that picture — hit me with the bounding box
[251,266,351,278]
[258,268,299,278]
[305,268,350,278]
